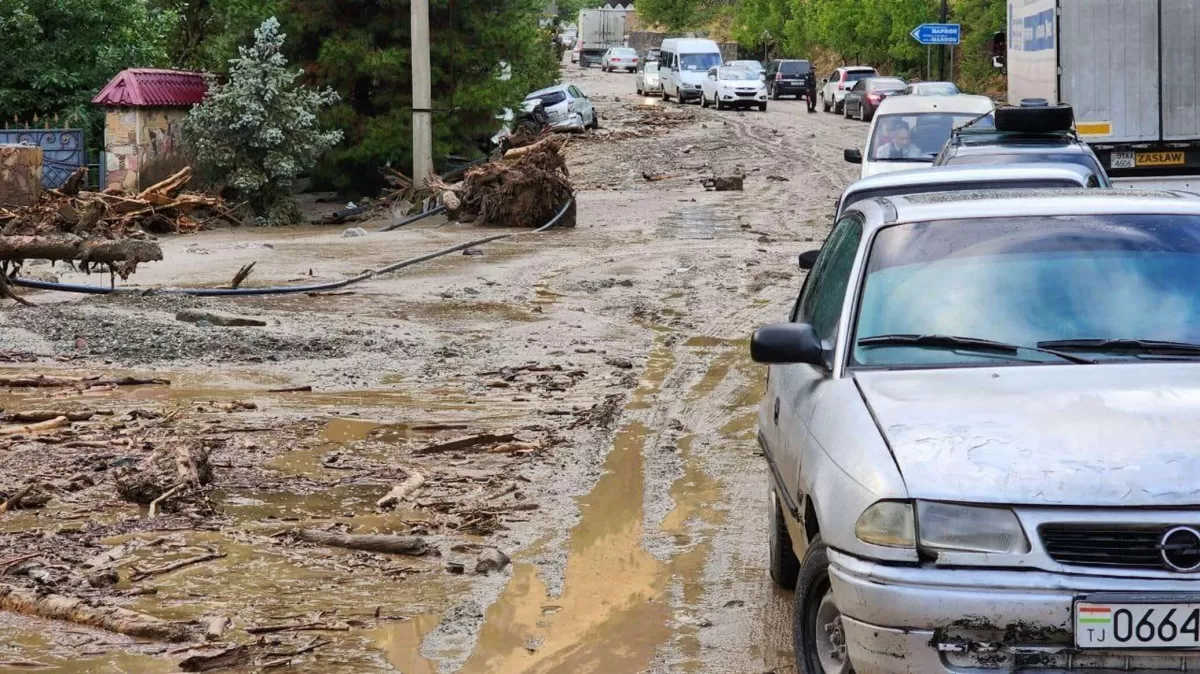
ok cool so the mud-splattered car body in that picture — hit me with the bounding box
[753,189,1200,673]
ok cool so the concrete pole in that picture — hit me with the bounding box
[411,0,433,186]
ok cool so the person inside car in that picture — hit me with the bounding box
[876,120,923,158]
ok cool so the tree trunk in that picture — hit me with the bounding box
[0,584,191,641]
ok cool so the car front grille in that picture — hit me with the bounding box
[1040,523,1168,569]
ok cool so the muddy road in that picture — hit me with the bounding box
[0,61,866,673]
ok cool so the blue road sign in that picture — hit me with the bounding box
[910,23,961,46]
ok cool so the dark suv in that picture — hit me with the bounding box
[765,59,812,101]
[934,106,1112,186]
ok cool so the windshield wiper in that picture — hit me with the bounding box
[859,334,1095,364]
[1037,338,1200,358]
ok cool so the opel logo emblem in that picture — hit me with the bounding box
[1160,527,1200,572]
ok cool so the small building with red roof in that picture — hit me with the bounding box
[93,69,208,192]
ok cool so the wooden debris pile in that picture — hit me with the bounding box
[429,135,574,228]
[0,167,237,280]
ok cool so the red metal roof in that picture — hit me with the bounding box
[92,69,208,108]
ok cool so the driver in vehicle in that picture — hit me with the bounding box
[875,121,923,159]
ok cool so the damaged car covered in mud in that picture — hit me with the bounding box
[753,189,1200,673]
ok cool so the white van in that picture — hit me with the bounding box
[659,38,723,104]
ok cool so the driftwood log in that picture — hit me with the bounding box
[0,235,162,266]
[0,584,191,641]
[115,444,212,506]
[376,471,425,509]
[295,529,429,557]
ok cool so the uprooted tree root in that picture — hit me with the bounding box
[434,135,575,229]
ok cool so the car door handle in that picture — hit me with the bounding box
[773,397,781,425]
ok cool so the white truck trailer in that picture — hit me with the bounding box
[1005,0,1200,189]
[578,8,630,68]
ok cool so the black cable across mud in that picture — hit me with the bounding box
[9,197,575,298]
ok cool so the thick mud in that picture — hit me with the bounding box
[0,59,865,673]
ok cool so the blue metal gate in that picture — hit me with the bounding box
[0,129,86,189]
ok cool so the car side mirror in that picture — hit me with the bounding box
[751,323,824,365]
[844,148,863,164]
[798,250,820,270]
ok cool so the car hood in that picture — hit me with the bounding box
[679,70,707,84]
[861,160,933,177]
[854,364,1200,506]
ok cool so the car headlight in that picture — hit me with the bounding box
[916,501,1030,554]
[855,501,915,548]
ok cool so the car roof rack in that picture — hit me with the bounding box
[949,99,1080,147]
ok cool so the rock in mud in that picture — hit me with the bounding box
[341,227,368,238]
[605,356,633,369]
[175,309,267,328]
[475,547,511,574]
[702,175,744,192]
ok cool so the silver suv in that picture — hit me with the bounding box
[820,66,877,114]
[754,189,1200,674]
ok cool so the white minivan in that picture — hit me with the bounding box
[660,38,723,104]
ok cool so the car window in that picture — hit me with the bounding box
[527,90,567,106]
[851,81,866,92]
[840,179,1083,214]
[779,61,810,75]
[869,113,996,161]
[852,214,1200,368]
[797,215,864,346]
[680,52,721,70]
[708,67,718,78]
[719,68,755,80]
[845,71,875,84]
[568,86,584,99]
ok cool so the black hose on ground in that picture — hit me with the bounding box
[379,205,447,233]
[9,197,575,298]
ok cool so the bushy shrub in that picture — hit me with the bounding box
[186,17,341,225]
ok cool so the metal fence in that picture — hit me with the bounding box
[0,128,88,189]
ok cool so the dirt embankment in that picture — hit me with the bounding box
[0,60,865,673]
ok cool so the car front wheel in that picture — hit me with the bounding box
[794,536,854,674]
[701,92,710,108]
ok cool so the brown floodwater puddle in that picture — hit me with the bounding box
[458,330,742,672]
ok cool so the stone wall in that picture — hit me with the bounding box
[0,145,42,207]
[629,31,738,62]
[103,107,190,193]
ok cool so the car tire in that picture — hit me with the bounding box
[768,486,800,588]
[843,102,852,119]
[662,88,670,102]
[857,103,864,121]
[822,95,830,113]
[701,92,710,108]
[793,536,854,674]
[759,102,768,112]
[715,96,724,111]
[772,87,780,101]
[588,112,599,130]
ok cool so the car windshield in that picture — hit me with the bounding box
[914,83,958,95]
[852,214,1200,368]
[732,61,764,71]
[526,90,567,107]
[780,61,810,75]
[869,113,995,161]
[844,70,876,83]
[681,52,722,70]
[612,48,637,56]
[840,179,1081,214]
[719,68,756,80]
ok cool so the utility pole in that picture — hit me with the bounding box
[938,0,948,81]
[412,0,433,186]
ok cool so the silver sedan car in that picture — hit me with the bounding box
[754,189,1200,674]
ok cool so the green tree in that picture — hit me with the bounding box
[636,0,713,30]
[153,0,279,71]
[0,0,173,126]
[281,0,558,194]
[186,17,342,224]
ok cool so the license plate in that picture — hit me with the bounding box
[1111,152,1135,169]
[1138,151,1186,167]
[1075,601,1200,649]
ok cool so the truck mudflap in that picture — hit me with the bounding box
[1092,143,1200,179]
